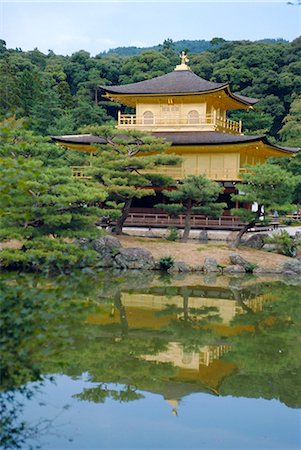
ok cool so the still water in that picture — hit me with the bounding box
[1,271,301,449]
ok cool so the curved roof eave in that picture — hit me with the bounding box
[52,133,299,154]
[261,136,300,154]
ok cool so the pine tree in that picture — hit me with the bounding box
[82,125,181,234]
[156,175,225,242]
[279,95,301,147]
[230,163,296,247]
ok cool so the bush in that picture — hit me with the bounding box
[0,237,100,273]
[158,256,174,271]
[265,230,297,257]
[166,227,179,241]
[282,218,293,226]
[244,262,258,274]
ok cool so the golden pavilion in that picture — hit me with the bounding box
[53,52,298,220]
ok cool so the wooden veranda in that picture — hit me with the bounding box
[116,212,244,230]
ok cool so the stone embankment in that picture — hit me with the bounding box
[75,235,301,275]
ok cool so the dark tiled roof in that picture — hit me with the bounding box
[52,134,107,144]
[101,69,259,106]
[232,93,259,106]
[152,131,263,145]
[52,132,299,154]
[101,70,227,95]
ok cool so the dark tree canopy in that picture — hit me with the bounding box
[0,38,299,141]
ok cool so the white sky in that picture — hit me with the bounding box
[0,0,300,55]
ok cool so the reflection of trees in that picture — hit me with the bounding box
[1,269,301,448]
[0,272,103,449]
[221,284,301,408]
[155,287,222,352]
[74,384,144,403]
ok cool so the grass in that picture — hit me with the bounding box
[197,244,228,251]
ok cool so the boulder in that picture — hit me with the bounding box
[90,236,123,267]
[203,257,219,272]
[93,236,122,256]
[168,261,190,273]
[244,233,268,249]
[74,237,91,249]
[229,253,251,269]
[281,259,301,275]
[262,243,278,253]
[198,230,208,242]
[253,267,282,274]
[114,247,155,270]
[224,265,246,274]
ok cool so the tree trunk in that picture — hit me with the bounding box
[182,201,192,242]
[183,294,189,322]
[94,86,98,106]
[230,220,256,248]
[114,294,128,338]
[115,198,132,235]
[230,204,263,248]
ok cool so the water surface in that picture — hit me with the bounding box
[1,271,300,449]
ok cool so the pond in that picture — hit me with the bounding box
[1,270,301,449]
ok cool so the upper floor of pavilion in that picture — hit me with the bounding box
[101,52,259,134]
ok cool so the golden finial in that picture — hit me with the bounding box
[180,51,189,65]
[174,51,190,71]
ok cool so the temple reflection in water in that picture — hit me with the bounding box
[86,275,278,412]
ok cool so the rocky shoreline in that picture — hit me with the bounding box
[75,235,301,276]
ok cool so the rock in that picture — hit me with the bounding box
[281,259,301,275]
[229,253,251,269]
[95,256,117,268]
[224,265,246,274]
[168,261,190,273]
[114,247,155,270]
[253,267,282,274]
[74,237,91,248]
[89,236,123,268]
[262,243,278,253]
[203,257,219,272]
[198,230,208,242]
[283,270,299,276]
[203,273,217,285]
[192,264,203,272]
[93,235,122,255]
[244,234,268,249]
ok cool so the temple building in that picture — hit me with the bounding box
[53,52,298,219]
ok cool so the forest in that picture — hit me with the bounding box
[0,37,301,146]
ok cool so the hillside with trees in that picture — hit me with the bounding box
[0,37,301,146]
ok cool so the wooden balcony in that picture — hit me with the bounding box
[71,166,92,179]
[117,112,242,134]
[71,166,246,182]
[122,212,243,230]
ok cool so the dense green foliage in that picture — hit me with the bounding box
[230,163,297,246]
[101,38,214,57]
[1,37,301,145]
[83,125,180,234]
[264,230,300,257]
[0,119,113,272]
[156,175,226,241]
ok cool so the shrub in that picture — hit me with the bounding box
[282,218,293,226]
[158,256,174,271]
[244,262,258,274]
[265,230,296,257]
[0,237,100,273]
[166,227,179,241]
